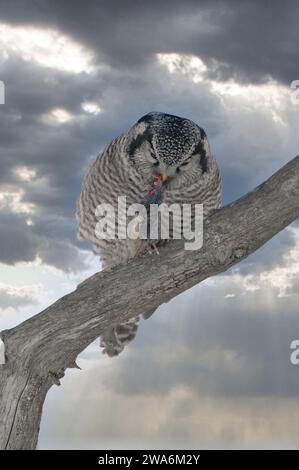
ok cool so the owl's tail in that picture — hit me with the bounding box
[100,308,156,357]
[100,316,140,357]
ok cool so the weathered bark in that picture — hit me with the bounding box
[0,155,299,450]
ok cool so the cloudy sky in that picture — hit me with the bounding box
[0,0,299,449]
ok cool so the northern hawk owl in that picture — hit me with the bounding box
[76,112,221,356]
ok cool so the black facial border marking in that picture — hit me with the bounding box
[194,127,208,174]
[128,128,153,162]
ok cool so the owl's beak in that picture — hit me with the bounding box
[160,173,168,182]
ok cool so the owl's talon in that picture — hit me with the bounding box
[152,243,160,255]
[144,241,163,255]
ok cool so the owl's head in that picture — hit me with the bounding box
[127,112,210,188]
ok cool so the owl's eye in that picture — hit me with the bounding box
[151,154,159,167]
[150,152,159,165]
[180,157,192,167]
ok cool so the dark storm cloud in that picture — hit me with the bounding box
[0,210,38,264]
[0,207,89,271]
[0,58,107,269]
[1,0,298,85]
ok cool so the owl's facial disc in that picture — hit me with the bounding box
[128,112,208,185]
